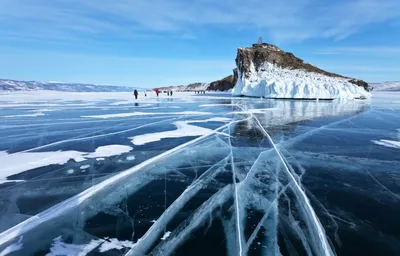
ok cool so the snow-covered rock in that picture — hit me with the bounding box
[232,43,371,100]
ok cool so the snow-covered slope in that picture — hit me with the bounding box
[232,62,371,100]
[232,43,371,100]
[0,79,137,92]
[371,81,400,91]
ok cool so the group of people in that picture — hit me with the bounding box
[133,89,173,99]
[195,91,206,94]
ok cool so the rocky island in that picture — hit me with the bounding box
[232,43,370,100]
[157,42,371,100]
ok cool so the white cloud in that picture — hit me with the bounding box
[1,0,400,42]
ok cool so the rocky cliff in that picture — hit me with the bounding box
[236,43,369,91]
[232,43,371,99]
[207,69,238,91]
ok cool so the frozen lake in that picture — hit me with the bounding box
[0,91,399,255]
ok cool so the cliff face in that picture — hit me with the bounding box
[236,43,370,91]
[207,69,238,91]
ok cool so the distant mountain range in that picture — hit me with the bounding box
[0,79,137,92]
[370,81,400,91]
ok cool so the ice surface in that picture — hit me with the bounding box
[1,90,399,255]
[0,236,23,256]
[232,62,371,100]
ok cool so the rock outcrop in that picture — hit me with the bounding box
[236,43,370,91]
[232,43,371,99]
[207,69,238,91]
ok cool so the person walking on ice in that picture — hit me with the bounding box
[134,89,138,100]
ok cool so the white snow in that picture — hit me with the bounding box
[0,150,86,183]
[0,236,23,256]
[372,128,400,149]
[131,121,213,145]
[3,112,45,118]
[85,145,132,158]
[160,231,171,241]
[82,111,212,119]
[199,104,236,107]
[66,169,75,174]
[130,117,230,145]
[232,62,371,100]
[126,155,135,161]
[80,165,90,170]
[96,158,105,161]
[45,236,102,256]
[45,236,134,256]
[0,145,132,183]
[98,238,134,252]
[372,140,400,149]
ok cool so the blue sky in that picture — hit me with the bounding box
[0,0,399,87]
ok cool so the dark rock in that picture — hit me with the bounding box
[207,69,238,91]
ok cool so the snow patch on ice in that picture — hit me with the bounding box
[66,169,75,174]
[372,139,400,149]
[82,111,211,119]
[80,165,90,170]
[0,150,86,183]
[46,236,102,256]
[3,112,45,118]
[0,236,23,256]
[0,145,133,182]
[98,238,134,252]
[160,231,171,241]
[96,158,105,161]
[131,121,213,145]
[199,103,236,107]
[232,62,370,100]
[126,155,135,161]
[85,145,133,158]
[130,117,229,145]
[372,129,400,149]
